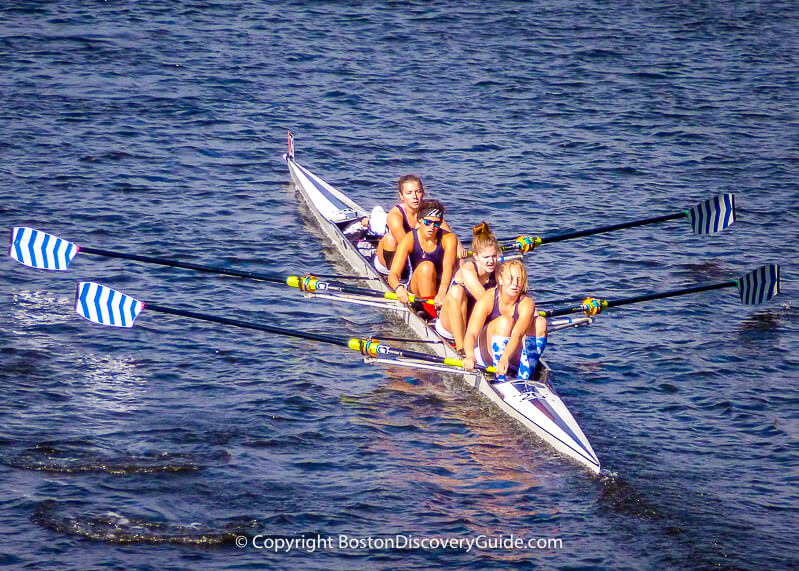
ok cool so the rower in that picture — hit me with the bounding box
[387,199,458,312]
[374,174,425,275]
[461,259,548,380]
[436,222,500,354]
[373,175,462,275]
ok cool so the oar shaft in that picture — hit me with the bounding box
[543,279,738,317]
[604,280,737,308]
[492,194,733,250]
[144,303,349,347]
[146,304,481,374]
[349,338,495,374]
[536,212,685,245]
[79,246,287,285]
[287,275,433,305]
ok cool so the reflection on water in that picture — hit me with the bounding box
[737,308,782,334]
[73,353,148,414]
[346,366,561,532]
[11,290,73,328]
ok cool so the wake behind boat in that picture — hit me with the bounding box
[283,135,602,474]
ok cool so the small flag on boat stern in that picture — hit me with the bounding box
[686,194,735,235]
[9,227,78,270]
[738,264,781,305]
[287,131,294,160]
[75,282,144,327]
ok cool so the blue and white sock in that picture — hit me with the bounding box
[490,336,510,382]
[517,337,532,380]
[517,336,548,380]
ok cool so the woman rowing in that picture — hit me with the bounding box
[374,174,459,275]
[387,199,458,311]
[462,259,548,381]
[435,222,500,354]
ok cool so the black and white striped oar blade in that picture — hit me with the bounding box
[9,227,78,270]
[738,264,781,305]
[75,282,144,328]
[685,194,735,235]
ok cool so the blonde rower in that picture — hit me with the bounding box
[462,259,548,380]
[436,222,500,353]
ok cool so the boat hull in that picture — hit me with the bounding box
[285,153,600,474]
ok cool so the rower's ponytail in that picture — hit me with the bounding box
[471,221,499,255]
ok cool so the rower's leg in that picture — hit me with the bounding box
[486,315,514,338]
[440,285,467,350]
[490,336,510,381]
[484,316,514,380]
[531,314,548,359]
[408,260,437,298]
[476,324,495,367]
[518,315,548,380]
[376,233,398,268]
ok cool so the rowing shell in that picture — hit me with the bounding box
[284,143,601,474]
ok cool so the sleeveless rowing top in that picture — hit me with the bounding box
[487,286,522,322]
[396,204,414,233]
[455,262,497,314]
[408,228,446,280]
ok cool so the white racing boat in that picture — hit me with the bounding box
[8,134,780,476]
[284,135,601,474]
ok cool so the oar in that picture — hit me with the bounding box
[8,227,432,308]
[540,264,781,318]
[285,275,434,306]
[72,282,492,374]
[6,227,375,284]
[496,194,735,253]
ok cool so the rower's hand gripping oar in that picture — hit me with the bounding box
[541,264,782,318]
[72,282,490,374]
[495,193,736,254]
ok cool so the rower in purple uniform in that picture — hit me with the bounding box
[435,221,500,354]
[461,259,548,380]
[387,199,459,312]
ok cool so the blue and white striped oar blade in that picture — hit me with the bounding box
[9,227,78,270]
[75,282,144,328]
[685,194,735,235]
[738,264,781,305]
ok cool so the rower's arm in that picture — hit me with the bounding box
[386,208,408,246]
[460,263,489,300]
[387,233,413,292]
[442,220,466,259]
[502,297,535,363]
[463,290,493,363]
[436,233,459,303]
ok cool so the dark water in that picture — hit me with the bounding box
[1,2,797,569]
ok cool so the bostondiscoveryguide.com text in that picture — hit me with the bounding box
[234,533,564,553]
